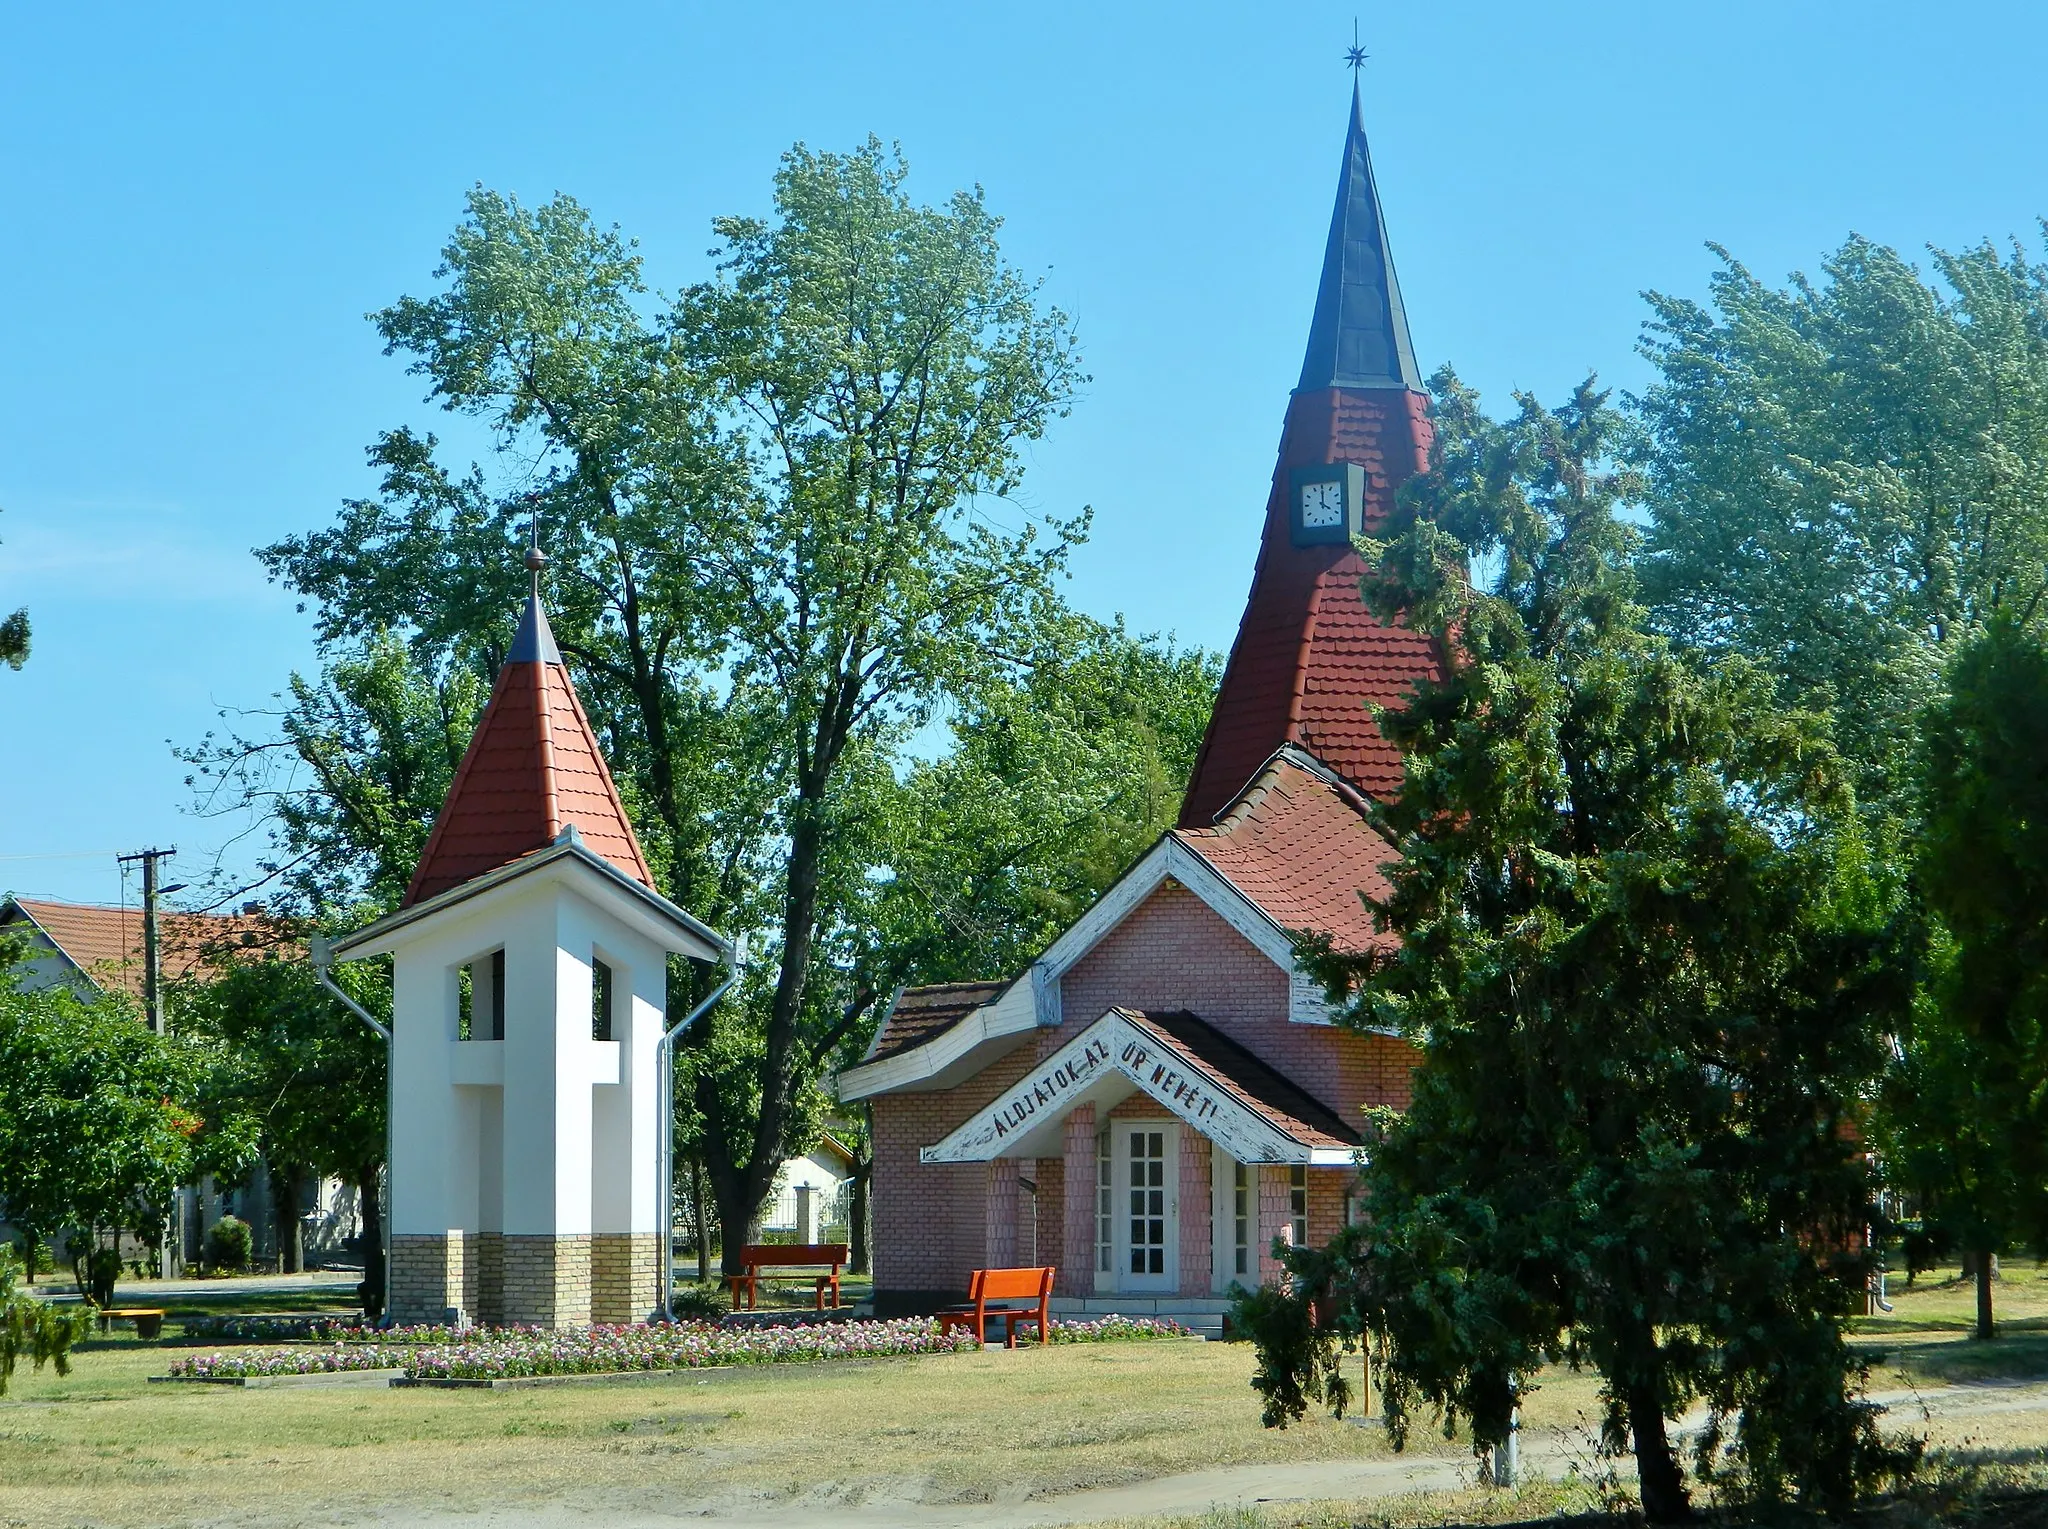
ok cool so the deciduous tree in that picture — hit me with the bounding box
[242,139,1086,1267]
[0,972,255,1307]
[1636,236,2048,811]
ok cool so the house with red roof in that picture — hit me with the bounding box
[836,85,1442,1328]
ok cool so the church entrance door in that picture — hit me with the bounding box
[1114,1123,1177,1292]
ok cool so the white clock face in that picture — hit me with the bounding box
[1300,480,1345,528]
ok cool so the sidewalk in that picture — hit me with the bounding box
[33,1269,362,1304]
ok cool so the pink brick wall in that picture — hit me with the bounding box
[986,1158,1018,1267]
[1060,1106,1096,1296]
[1178,1133,1212,1295]
[1033,1156,1063,1272]
[1054,882,1417,1129]
[1257,1165,1292,1285]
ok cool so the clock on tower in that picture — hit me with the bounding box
[1287,463,1366,546]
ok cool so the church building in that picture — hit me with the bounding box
[838,87,1444,1330]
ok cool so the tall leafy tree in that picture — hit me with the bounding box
[250,139,1085,1265]
[171,948,391,1310]
[839,616,1220,1020]
[1887,614,2048,1339]
[1636,236,2048,810]
[1251,372,1911,1521]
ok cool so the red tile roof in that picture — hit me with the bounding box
[1174,747,1392,955]
[4,897,289,1001]
[1179,386,1443,827]
[1120,1008,1359,1148]
[404,605,653,906]
[866,980,1010,1063]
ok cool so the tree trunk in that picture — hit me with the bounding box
[849,1159,872,1276]
[713,1173,760,1279]
[691,1156,711,1282]
[356,1166,385,1321]
[1975,1245,1996,1340]
[275,1167,304,1274]
[1628,1378,1689,1522]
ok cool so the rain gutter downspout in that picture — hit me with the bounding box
[657,936,745,1320]
[308,934,392,1326]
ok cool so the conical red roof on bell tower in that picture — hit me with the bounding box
[1178,84,1443,828]
[402,592,655,906]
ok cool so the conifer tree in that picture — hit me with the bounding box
[1250,372,1914,1520]
[1889,615,2048,1339]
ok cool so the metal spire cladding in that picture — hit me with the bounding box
[1296,81,1423,394]
[402,584,652,907]
[1178,84,1440,829]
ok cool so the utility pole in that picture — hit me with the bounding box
[118,847,183,1278]
[117,847,179,1034]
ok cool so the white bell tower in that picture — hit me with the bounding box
[331,576,728,1327]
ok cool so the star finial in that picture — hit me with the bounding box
[1345,19,1368,75]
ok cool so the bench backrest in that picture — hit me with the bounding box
[968,1266,1055,1302]
[741,1243,847,1270]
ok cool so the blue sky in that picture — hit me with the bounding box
[6,1,2048,907]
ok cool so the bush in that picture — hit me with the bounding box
[206,1215,253,1273]
[669,1284,726,1322]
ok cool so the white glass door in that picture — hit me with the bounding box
[1117,1124,1176,1291]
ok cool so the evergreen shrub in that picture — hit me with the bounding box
[206,1215,252,1273]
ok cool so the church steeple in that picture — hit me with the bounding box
[1296,82,1422,394]
[1178,86,1441,829]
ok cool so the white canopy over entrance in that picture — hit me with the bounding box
[918,1008,1359,1166]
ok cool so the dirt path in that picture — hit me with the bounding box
[366,1378,2048,1529]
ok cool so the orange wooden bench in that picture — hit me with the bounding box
[725,1243,848,1311]
[95,1307,166,1340]
[937,1266,1054,1348]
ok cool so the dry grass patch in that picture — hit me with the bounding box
[3,1337,1410,1527]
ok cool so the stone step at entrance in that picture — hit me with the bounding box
[1051,1294,1236,1340]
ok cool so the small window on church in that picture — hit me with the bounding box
[488,949,505,1040]
[457,950,505,1041]
[1289,1165,1308,1247]
[592,959,615,1041]
[1096,1129,1112,1273]
[1232,1162,1250,1277]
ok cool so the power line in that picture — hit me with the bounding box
[0,848,128,862]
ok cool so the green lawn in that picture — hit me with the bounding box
[7,1260,2048,1528]
[2,1335,1419,1527]
[1854,1258,2048,1387]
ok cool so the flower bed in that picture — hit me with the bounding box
[167,1318,976,1381]
[170,1345,414,1379]
[1049,1315,1194,1343]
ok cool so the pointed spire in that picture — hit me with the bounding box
[1296,81,1423,394]
[506,590,562,664]
[401,574,653,907]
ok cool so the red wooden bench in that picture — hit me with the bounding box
[725,1243,848,1311]
[937,1266,1054,1348]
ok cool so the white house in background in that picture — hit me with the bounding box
[763,1132,858,1244]
[330,577,731,1328]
